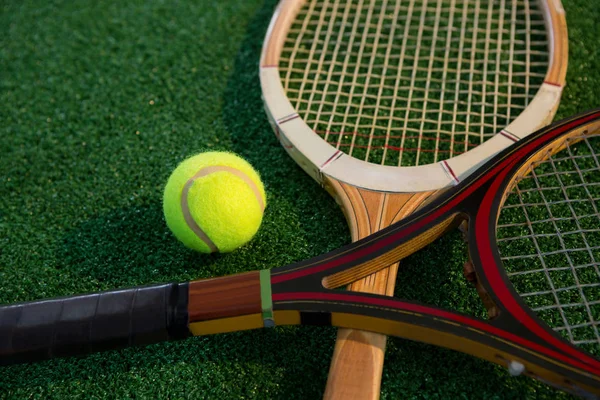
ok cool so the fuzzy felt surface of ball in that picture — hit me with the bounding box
[163,152,266,253]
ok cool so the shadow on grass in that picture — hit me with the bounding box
[220,0,349,260]
[1,326,336,399]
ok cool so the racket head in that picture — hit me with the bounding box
[260,0,568,193]
[497,135,600,358]
[470,111,600,395]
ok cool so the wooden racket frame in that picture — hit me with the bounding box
[260,0,568,398]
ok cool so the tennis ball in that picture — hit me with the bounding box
[163,152,266,253]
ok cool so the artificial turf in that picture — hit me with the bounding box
[1,0,599,398]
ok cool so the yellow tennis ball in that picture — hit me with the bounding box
[163,152,266,253]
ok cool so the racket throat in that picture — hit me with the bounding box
[322,213,463,290]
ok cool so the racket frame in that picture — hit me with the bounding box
[259,0,568,192]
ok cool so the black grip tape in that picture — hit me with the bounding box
[0,282,190,365]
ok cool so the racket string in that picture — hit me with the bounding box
[498,135,600,354]
[279,0,548,167]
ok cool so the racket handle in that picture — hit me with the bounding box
[0,283,190,365]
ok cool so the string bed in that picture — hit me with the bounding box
[498,134,600,357]
[279,0,549,166]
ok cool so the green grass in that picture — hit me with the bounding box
[1,0,599,398]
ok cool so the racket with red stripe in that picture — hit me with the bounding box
[2,110,600,397]
[259,0,568,397]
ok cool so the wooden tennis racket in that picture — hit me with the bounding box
[259,0,568,397]
[2,111,600,397]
